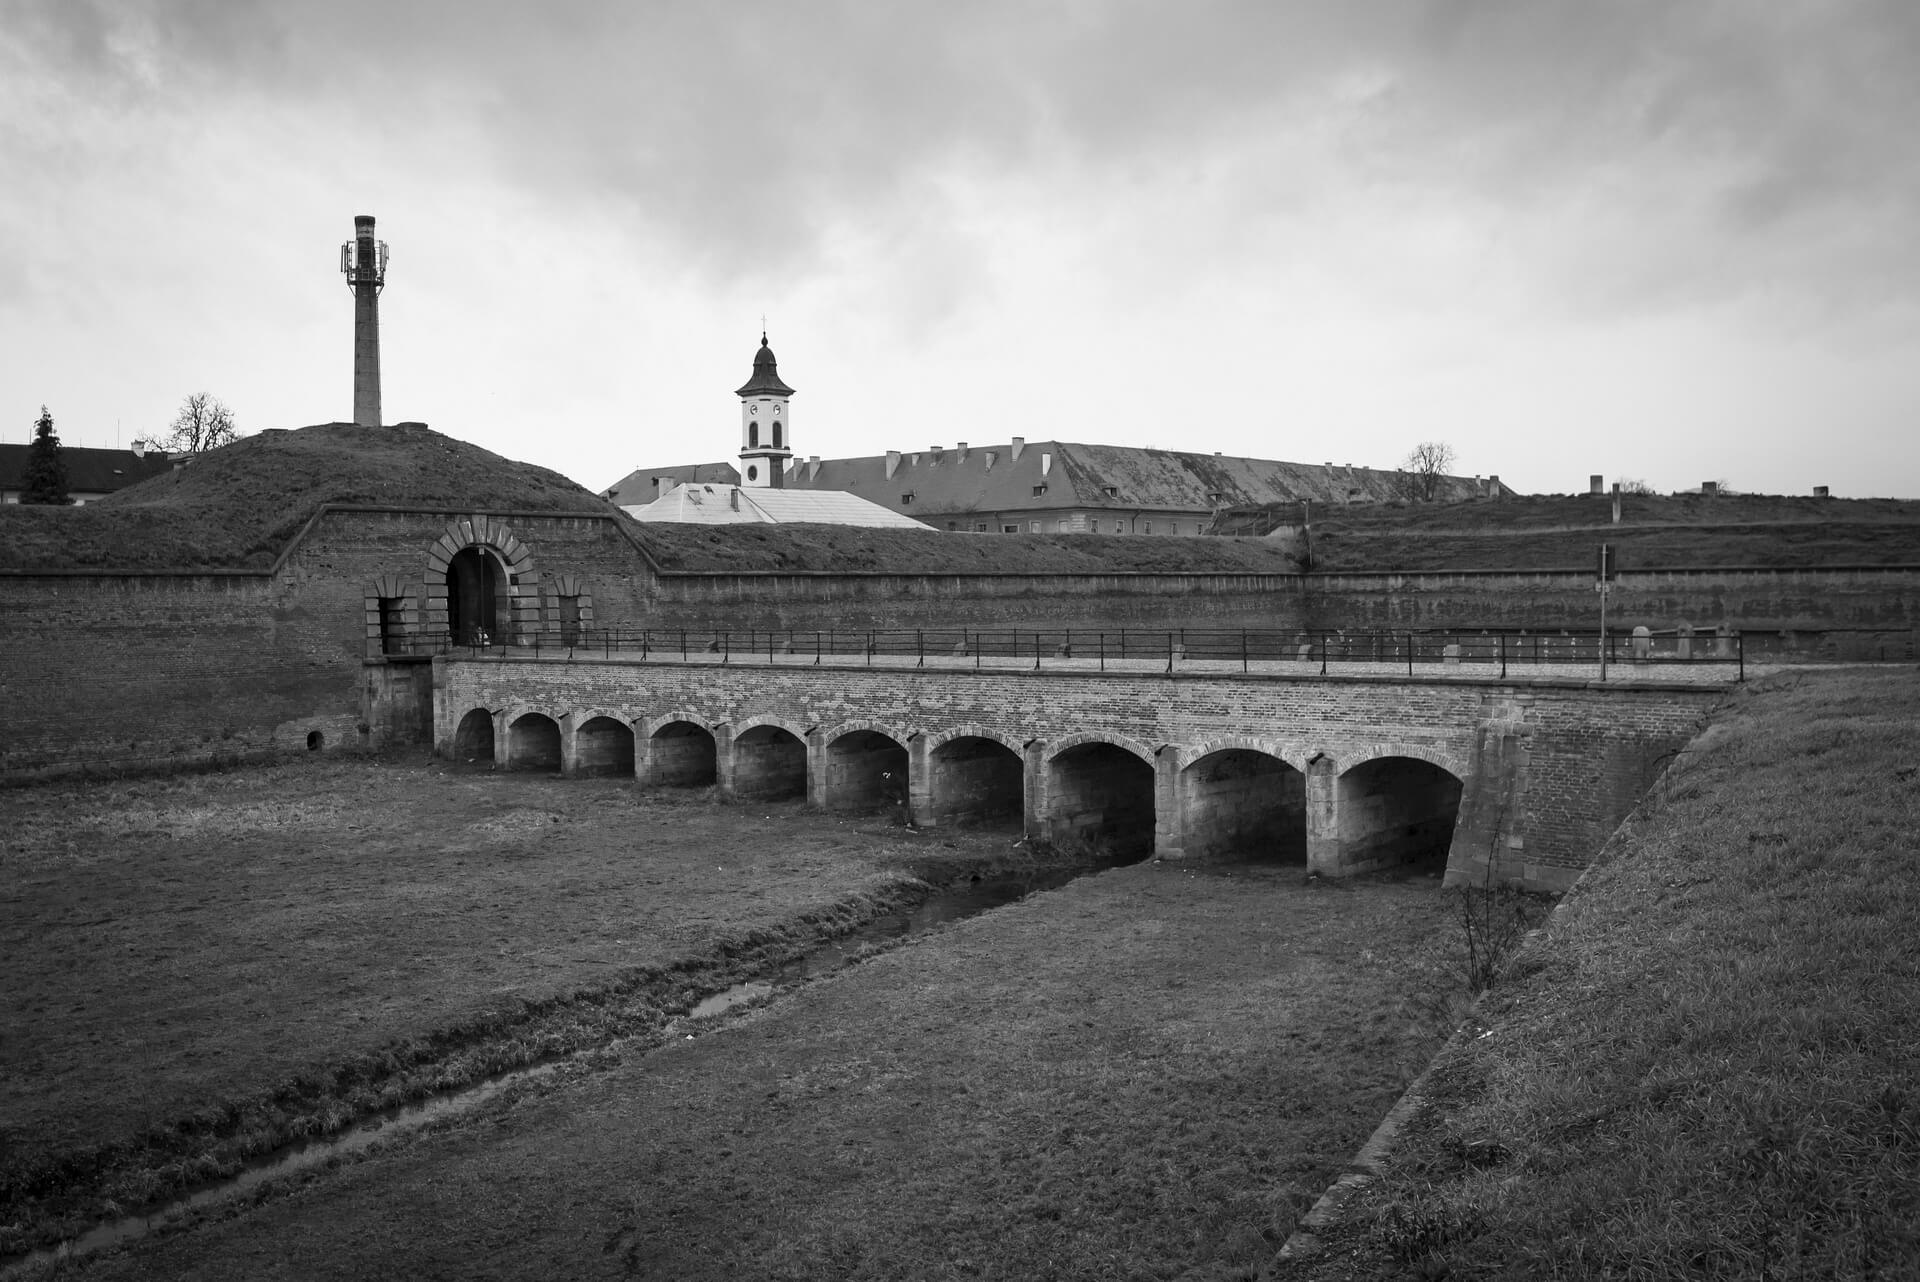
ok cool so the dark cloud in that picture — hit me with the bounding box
[11,0,1920,315]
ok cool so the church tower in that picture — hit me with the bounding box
[736,332,795,488]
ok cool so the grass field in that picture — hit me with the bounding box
[57,861,1472,1281]
[1283,666,1920,1280]
[0,758,1044,1255]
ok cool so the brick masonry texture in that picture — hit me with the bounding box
[0,502,1877,781]
[434,656,1719,890]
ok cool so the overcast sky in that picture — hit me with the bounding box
[5,0,1916,498]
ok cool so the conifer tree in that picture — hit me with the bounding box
[21,405,72,505]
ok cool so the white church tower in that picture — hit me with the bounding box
[736,332,795,488]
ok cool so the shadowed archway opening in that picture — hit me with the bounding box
[1181,749,1306,863]
[453,709,494,763]
[824,729,909,812]
[928,736,1024,830]
[733,725,806,802]
[1338,756,1464,875]
[647,720,717,788]
[1047,742,1154,862]
[574,716,634,777]
[447,547,508,645]
[507,713,562,772]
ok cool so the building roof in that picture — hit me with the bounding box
[0,443,175,496]
[734,335,796,398]
[773,440,1501,517]
[621,483,931,529]
[601,461,741,504]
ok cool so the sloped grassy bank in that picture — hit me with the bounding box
[0,760,1064,1260]
[1280,666,1920,1280]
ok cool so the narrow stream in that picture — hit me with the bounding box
[4,859,1110,1277]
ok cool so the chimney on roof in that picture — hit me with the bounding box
[1011,437,1026,460]
[1813,485,1830,497]
[957,441,968,461]
[885,450,902,479]
[1041,451,1053,476]
[930,445,944,465]
[984,450,997,471]
[808,455,821,481]
[1590,474,1604,495]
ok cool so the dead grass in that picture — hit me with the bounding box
[1282,494,1920,572]
[0,422,608,570]
[65,863,1471,1281]
[1289,666,1920,1280]
[0,757,1040,1252]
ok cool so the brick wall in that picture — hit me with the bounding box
[433,655,1718,889]
[3,499,1889,781]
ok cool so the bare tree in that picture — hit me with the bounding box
[1617,477,1656,495]
[1400,441,1457,501]
[161,392,240,456]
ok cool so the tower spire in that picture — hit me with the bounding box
[736,331,796,488]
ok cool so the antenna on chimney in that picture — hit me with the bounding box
[341,214,389,426]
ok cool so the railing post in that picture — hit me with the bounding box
[1320,632,1327,676]
[1499,632,1506,680]
[816,631,824,665]
[1033,630,1041,671]
[917,628,924,668]
[1241,628,1248,674]
[1099,632,1106,672]
[1407,632,1414,677]
[1738,631,1745,682]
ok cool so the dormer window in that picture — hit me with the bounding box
[1102,485,1118,498]
[901,492,916,505]
[1206,491,1225,505]
[1032,484,1049,497]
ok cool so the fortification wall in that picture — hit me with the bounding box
[2,499,1904,781]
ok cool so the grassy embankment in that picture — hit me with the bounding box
[67,862,1482,1281]
[1283,666,1920,1280]
[1279,494,1920,572]
[0,757,1050,1257]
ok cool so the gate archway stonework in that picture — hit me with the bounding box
[423,516,541,643]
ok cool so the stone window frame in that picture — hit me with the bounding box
[542,572,596,646]
[364,573,418,659]
[421,516,541,645]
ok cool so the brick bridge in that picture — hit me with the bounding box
[429,654,1723,891]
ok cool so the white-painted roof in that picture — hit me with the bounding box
[620,483,932,529]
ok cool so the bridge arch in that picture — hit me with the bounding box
[923,724,1025,830]
[1043,734,1157,861]
[1179,744,1307,863]
[569,709,635,777]
[729,715,809,802]
[1335,751,1466,875]
[451,707,494,763]
[1171,734,1306,776]
[504,709,563,772]
[819,721,911,812]
[640,711,717,788]
[1337,741,1472,783]
[1039,731,1156,769]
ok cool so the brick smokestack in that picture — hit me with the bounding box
[343,214,386,426]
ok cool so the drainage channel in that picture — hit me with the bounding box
[3,858,1117,1277]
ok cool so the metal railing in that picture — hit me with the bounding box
[386,625,1748,679]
